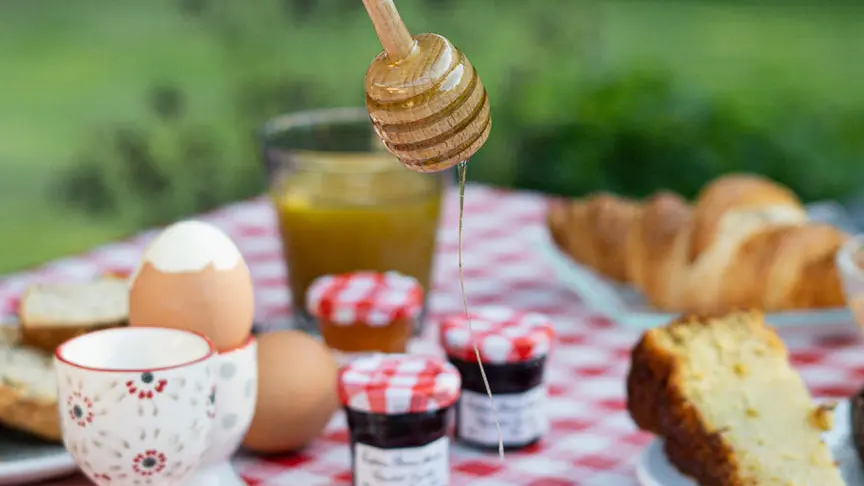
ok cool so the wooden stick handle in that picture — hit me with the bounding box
[362,0,415,61]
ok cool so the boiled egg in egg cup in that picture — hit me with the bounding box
[129,220,258,484]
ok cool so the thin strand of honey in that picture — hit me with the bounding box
[457,161,504,459]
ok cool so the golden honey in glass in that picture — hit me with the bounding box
[261,108,445,334]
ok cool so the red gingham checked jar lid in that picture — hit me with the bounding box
[337,354,462,415]
[306,271,423,327]
[440,306,556,364]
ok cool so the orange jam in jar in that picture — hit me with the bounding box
[306,272,423,354]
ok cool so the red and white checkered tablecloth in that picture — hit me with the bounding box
[4,184,864,486]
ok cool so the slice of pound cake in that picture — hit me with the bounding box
[626,311,845,486]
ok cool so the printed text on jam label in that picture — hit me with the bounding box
[459,386,548,445]
[354,436,449,486]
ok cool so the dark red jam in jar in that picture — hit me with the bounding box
[338,354,461,486]
[440,306,556,451]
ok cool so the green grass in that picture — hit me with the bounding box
[0,0,862,273]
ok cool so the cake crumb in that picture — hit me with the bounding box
[809,404,835,431]
[733,363,748,377]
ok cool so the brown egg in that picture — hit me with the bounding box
[129,220,254,351]
[242,330,340,454]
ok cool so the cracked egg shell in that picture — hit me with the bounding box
[129,220,254,351]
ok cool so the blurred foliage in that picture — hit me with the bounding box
[45,0,864,229]
[52,0,332,227]
[509,69,863,201]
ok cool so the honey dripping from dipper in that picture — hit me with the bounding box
[361,0,502,458]
[455,160,504,460]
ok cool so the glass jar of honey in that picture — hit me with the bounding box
[306,271,422,356]
[338,354,461,486]
[439,306,556,451]
[260,108,446,335]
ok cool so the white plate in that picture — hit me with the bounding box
[0,426,77,485]
[637,399,864,486]
[539,202,856,329]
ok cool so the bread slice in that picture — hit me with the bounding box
[627,311,844,485]
[19,278,129,353]
[0,325,60,442]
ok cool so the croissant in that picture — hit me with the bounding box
[547,193,639,283]
[547,174,849,313]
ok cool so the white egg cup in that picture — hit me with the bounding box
[184,337,258,486]
[54,327,218,486]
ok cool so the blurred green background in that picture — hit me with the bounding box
[1,0,863,273]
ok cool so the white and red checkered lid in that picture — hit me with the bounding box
[440,306,556,364]
[337,354,461,415]
[306,271,423,326]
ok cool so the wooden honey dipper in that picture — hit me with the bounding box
[363,0,504,457]
[362,0,491,173]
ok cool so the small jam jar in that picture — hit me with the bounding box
[440,306,556,451]
[307,271,422,354]
[338,354,461,486]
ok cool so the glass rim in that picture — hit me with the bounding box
[258,106,438,177]
[260,106,388,175]
[258,106,370,143]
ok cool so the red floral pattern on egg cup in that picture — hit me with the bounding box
[66,391,95,427]
[133,450,167,476]
[126,372,167,400]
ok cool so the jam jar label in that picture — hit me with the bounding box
[459,386,548,446]
[354,436,449,486]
